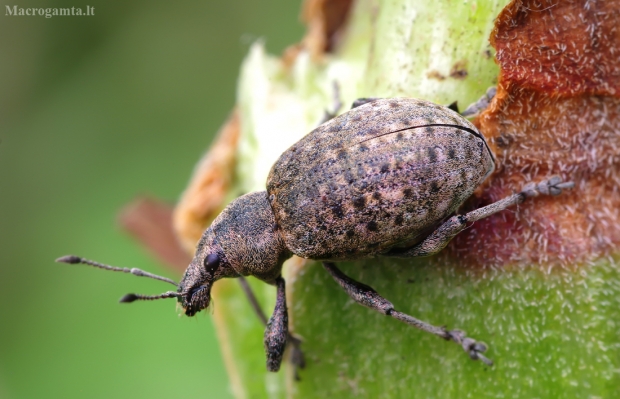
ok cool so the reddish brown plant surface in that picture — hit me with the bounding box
[449,0,620,267]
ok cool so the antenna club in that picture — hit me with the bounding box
[56,255,82,264]
[119,294,138,303]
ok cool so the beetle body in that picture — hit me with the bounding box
[60,96,573,371]
[267,98,494,260]
[181,98,494,310]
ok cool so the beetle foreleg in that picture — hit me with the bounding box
[239,277,305,377]
[264,277,289,372]
[387,176,574,258]
[323,262,493,366]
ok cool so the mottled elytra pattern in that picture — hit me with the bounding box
[267,98,494,260]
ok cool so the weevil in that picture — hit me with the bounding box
[58,97,574,372]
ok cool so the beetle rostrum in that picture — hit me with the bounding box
[57,97,574,372]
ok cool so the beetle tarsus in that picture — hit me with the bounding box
[521,175,575,198]
[447,330,493,366]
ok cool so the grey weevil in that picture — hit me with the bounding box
[57,97,574,372]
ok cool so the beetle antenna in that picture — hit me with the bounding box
[119,291,181,303]
[56,255,178,287]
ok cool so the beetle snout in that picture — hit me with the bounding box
[179,284,212,317]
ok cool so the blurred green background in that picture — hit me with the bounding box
[0,1,303,398]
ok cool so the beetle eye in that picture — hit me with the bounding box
[204,253,220,276]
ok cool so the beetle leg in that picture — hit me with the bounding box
[238,276,268,324]
[461,86,497,117]
[388,176,574,258]
[351,97,382,108]
[323,262,493,366]
[238,277,306,376]
[264,276,289,372]
[320,81,344,123]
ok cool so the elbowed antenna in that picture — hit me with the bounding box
[56,255,178,286]
[56,255,183,304]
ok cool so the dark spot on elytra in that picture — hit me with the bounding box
[367,127,380,136]
[394,214,404,226]
[430,181,440,193]
[396,132,404,140]
[331,203,344,218]
[427,146,437,163]
[465,146,473,161]
[403,188,413,198]
[351,114,362,122]
[372,191,382,200]
[328,123,342,133]
[389,101,399,108]
[338,150,347,160]
[448,148,456,160]
[358,144,369,152]
[346,230,355,238]
[380,163,390,174]
[367,221,378,232]
[344,170,355,185]
[353,196,366,209]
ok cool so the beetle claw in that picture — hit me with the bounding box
[447,330,494,366]
[522,175,575,198]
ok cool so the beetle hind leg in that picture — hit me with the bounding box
[387,176,574,258]
[323,262,493,365]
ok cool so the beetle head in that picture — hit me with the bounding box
[177,227,238,316]
[178,191,291,315]
[56,192,288,316]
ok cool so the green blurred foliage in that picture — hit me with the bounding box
[0,1,303,398]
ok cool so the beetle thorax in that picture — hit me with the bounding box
[209,191,291,283]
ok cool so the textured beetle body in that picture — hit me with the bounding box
[267,98,494,260]
[60,96,574,372]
